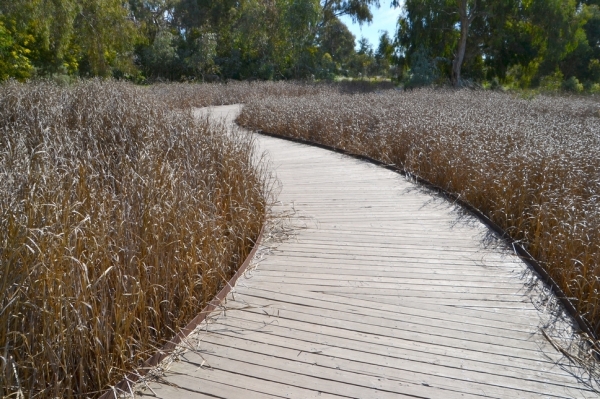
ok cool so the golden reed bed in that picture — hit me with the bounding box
[0,80,267,397]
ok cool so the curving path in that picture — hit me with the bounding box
[134,105,597,398]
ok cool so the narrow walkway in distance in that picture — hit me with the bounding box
[136,105,596,398]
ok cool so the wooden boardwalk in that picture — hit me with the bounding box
[134,105,597,398]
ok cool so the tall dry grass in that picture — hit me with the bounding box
[0,80,267,397]
[148,80,396,109]
[238,88,600,336]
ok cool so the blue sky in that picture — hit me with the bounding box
[339,4,403,50]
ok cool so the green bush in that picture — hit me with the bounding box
[405,47,438,89]
[562,76,584,93]
[539,70,563,92]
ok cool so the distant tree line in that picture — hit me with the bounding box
[0,0,393,82]
[1,0,599,89]
[397,0,600,89]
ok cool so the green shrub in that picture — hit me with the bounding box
[540,70,563,92]
[562,76,584,93]
[405,47,438,89]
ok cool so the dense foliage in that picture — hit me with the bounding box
[0,80,267,397]
[2,0,598,88]
[239,88,600,336]
[0,0,390,81]
[397,0,600,89]
[0,0,138,79]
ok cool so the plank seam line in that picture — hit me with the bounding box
[187,337,580,397]
[236,289,558,340]
[230,306,560,359]
[178,354,429,399]
[208,316,579,384]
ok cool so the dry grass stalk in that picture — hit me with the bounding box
[148,80,395,109]
[0,79,267,397]
[238,88,600,337]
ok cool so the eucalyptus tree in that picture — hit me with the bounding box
[452,0,477,85]
[375,31,396,76]
[317,17,356,65]
[0,20,33,80]
[396,0,593,87]
[321,0,380,26]
[0,0,137,79]
[396,0,477,86]
[75,0,138,76]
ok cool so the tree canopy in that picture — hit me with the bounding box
[0,0,390,81]
[0,0,137,80]
[1,0,598,88]
[396,0,600,88]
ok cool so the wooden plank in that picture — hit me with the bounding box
[246,274,526,293]
[160,366,347,399]
[180,337,526,399]
[168,351,425,399]
[205,310,583,385]
[238,285,543,328]
[326,292,545,313]
[232,287,552,338]
[269,247,512,260]
[192,321,592,397]
[256,260,525,275]
[238,283,531,303]
[265,254,523,268]
[282,237,502,249]
[272,243,504,256]
[203,314,582,385]
[223,298,561,357]
[139,373,284,399]
[279,229,496,241]
[251,269,527,286]
[208,308,556,367]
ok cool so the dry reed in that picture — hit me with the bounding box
[238,88,600,336]
[148,80,396,109]
[0,80,267,397]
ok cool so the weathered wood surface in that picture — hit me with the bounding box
[134,105,597,398]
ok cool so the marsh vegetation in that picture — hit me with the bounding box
[0,80,267,397]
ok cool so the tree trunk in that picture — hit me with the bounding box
[451,0,474,87]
